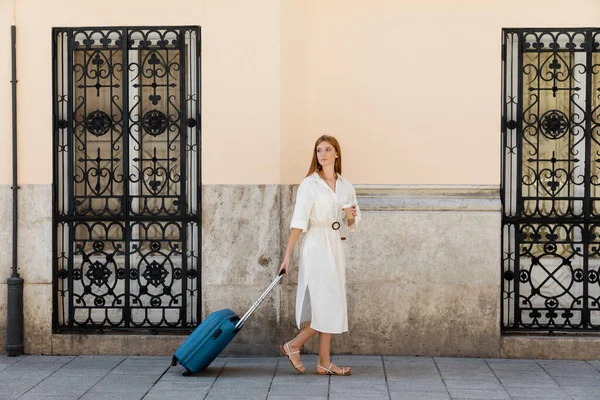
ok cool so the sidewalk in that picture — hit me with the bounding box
[0,354,599,400]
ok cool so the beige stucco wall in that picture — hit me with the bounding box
[4,0,281,185]
[280,0,600,184]
[0,1,12,185]
[1,1,600,185]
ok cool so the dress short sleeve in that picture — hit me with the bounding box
[290,179,314,233]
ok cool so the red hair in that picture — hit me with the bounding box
[305,135,342,177]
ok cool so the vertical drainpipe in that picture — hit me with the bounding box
[6,23,24,357]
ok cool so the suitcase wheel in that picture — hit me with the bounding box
[171,356,178,367]
[182,369,191,377]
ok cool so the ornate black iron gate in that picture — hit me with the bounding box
[52,27,201,332]
[502,29,600,331]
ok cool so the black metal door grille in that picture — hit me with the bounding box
[502,29,600,331]
[52,27,201,332]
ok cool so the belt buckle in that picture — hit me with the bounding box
[331,221,340,230]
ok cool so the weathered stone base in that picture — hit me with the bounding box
[51,334,186,356]
[6,183,573,359]
[501,335,600,360]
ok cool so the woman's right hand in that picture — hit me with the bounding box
[279,254,290,276]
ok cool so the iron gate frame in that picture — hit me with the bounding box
[51,26,202,334]
[501,27,600,332]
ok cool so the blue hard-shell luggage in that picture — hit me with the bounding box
[171,270,284,375]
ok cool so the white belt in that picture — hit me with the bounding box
[310,220,341,230]
[308,221,346,240]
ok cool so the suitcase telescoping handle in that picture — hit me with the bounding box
[234,269,285,331]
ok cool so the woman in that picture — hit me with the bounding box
[278,135,361,376]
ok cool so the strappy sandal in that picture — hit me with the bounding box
[316,363,351,376]
[279,342,304,373]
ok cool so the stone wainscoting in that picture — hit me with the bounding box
[2,184,599,359]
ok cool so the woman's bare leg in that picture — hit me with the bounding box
[283,324,317,373]
[317,333,351,374]
[289,324,317,348]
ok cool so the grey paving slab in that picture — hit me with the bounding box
[164,365,223,379]
[439,370,498,380]
[84,382,154,394]
[498,377,560,387]
[79,392,147,400]
[385,367,441,377]
[504,386,571,399]
[561,385,600,397]
[59,358,125,370]
[538,360,600,374]
[385,363,439,371]
[0,356,23,372]
[268,382,329,396]
[329,394,390,400]
[0,370,63,385]
[0,386,29,399]
[31,375,103,385]
[0,377,42,387]
[331,355,384,367]
[151,379,214,391]
[221,360,276,370]
[50,369,110,378]
[20,356,75,363]
[485,358,539,364]
[109,364,169,375]
[390,392,451,400]
[486,360,541,366]
[204,386,270,399]
[387,378,447,392]
[508,396,573,400]
[142,389,209,400]
[210,377,273,389]
[491,369,553,379]
[330,375,387,385]
[443,379,504,390]
[125,355,172,361]
[23,387,91,398]
[553,375,600,386]
[23,376,102,396]
[220,367,277,376]
[386,374,445,383]
[272,370,328,382]
[5,362,65,372]
[446,388,511,399]
[383,356,436,366]
[96,373,159,386]
[267,396,328,400]
[434,358,489,368]
[223,357,279,365]
[12,354,600,399]
[436,363,493,371]
[328,381,389,395]
[541,366,600,377]
[18,395,80,400]
[487,365,546,373]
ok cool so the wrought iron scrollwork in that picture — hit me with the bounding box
[141,109,168,136]
[502,29,600,332]
[53,27,201,333]
[539,110,569,140]
[85,111,112,136]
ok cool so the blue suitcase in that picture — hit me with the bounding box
[171,270,284,375]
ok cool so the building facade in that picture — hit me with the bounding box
[2,0,600,359]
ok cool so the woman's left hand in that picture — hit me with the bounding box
[342,205,357,220]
